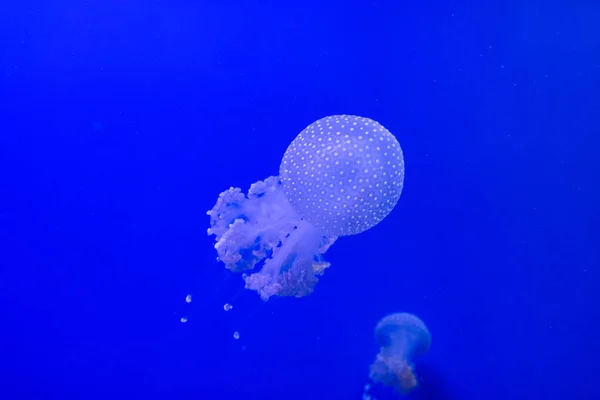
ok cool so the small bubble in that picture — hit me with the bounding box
[180,317,188,323]
[233,331,240,340]
[223,303,233,311]
[185,294,193,303]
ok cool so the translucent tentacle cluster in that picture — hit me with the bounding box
[207,176,336,300]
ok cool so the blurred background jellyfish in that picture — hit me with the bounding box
[207,115,404,300]
[369,312,431,394]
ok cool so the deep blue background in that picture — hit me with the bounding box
[1,1,598,399]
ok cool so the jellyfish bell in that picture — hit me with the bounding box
[207,115,404,300]
[369,312,431,394]
[280,115,405,237]
[375,313,431,360]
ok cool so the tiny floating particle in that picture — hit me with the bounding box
[185,294,193,303]
[223,303,233,311]
[180,317,188,323]
[233,331,240,340]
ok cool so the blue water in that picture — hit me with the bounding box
[1,1,598,399]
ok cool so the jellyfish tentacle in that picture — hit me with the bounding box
[207,177,335,301]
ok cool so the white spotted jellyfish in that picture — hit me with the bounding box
[207,115,404,300]
[369,312,431,394]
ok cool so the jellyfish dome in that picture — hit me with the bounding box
[369,312,431,394]
[207,115,404,300]
[281,115,404,236]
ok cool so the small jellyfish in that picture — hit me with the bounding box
[369,312,431,394]
[233,331,240,340]
[223,303,233,311]
[180,317,188,323]
[207,115,404,300]
[185,294,193,303]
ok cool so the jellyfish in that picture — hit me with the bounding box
[207,115,404,300]
[368,312,431,394]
